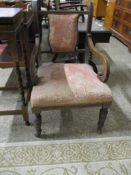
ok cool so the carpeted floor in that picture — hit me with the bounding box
[0,137,130,175]
[0,28,131,174]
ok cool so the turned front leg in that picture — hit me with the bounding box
[97,107,108,134]
[35,113,42,137]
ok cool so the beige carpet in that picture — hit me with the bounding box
[0,34,131,174]
[0,137,131,175]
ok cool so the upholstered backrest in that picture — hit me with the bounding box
[48,14,79,53]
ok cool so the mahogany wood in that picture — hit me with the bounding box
[104,0,116,29]
[93,0,107,18]
[111,0,131,51]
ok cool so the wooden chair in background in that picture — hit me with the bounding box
[0,8,30,124]
[48,0,87,22]
[0,1,40,125]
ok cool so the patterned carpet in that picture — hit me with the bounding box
[0,137,131,175]
[0,31,131,174]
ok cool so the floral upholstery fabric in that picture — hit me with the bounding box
[48,14,78,53]
[31,63,112,110]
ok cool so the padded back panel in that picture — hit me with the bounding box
[48,14,78,53]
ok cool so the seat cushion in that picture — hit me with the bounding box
[31,63,112,110]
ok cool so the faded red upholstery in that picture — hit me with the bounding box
[0,44,7,53]
[48,14,78,53]
[0,44,12,61]
[31,63,112,110]
[0,43,24,68]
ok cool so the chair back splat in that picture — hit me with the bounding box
[48,14,79,53]
[30,2,112,137]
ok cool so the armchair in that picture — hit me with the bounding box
[30,3,112,137]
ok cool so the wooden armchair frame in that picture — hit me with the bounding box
[30,2,112,137]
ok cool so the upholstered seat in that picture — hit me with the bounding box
[31,63,112,110]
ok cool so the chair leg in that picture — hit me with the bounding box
[80,6,85,23]
[35,113,42,138]
[16,63,31,125]
[22,105,30,126]
[36,57,39,68]
[97,107,108,134]
[16,62,25,106]
[81,14,85,23]
[24,52,31,89]
[52,54,58,62]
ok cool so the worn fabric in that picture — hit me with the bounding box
[48,14,78,53]
[31,63,112,109]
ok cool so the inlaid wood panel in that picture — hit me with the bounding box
[111,0,131,52]
[122,25,131,40]
[104,0,116,29]
[123,12,131,25]
[93,0,107,18]
[112,19,121,32]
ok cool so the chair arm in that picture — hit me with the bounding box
[87,36,110,82]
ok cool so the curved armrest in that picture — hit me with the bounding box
[87,36,110,82]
